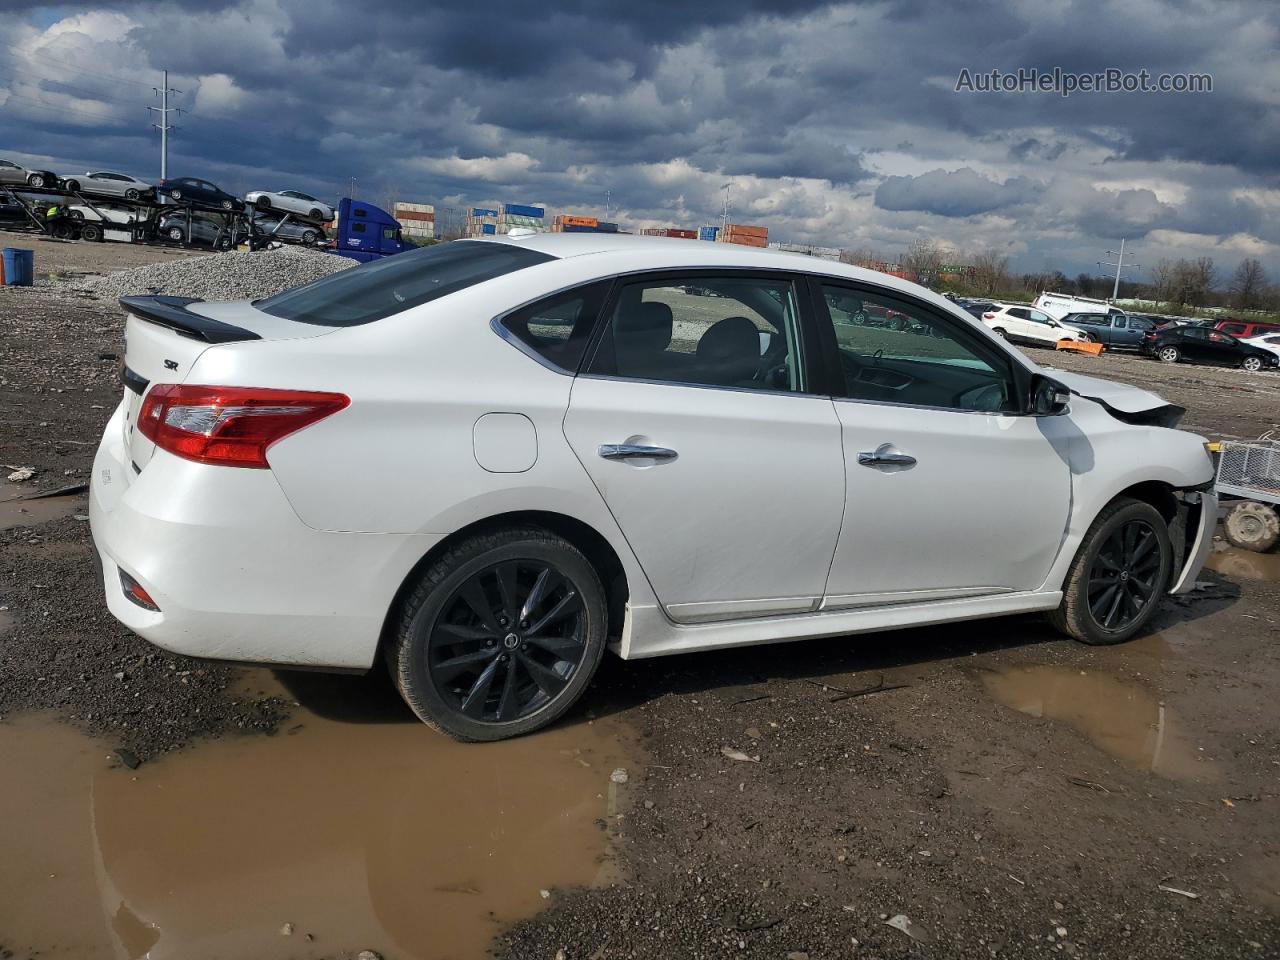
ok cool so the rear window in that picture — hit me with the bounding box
[256,241,555,327]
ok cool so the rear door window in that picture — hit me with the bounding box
[257,240,554,327]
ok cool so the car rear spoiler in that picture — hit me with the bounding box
[119,295,262,344]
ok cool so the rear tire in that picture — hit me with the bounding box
[308,208,322,219]
[81,223,102,242]
[221,199,233,210]
[63,179,79,192]
[388,528,608,741]
[302,229,319,244]
[125,188,140,201]
[992,327,1008,339]
[1223,501,1280,553]
[256,196,271,210]
[167,226,184,241]
[1158,345,1180,363]
[1049,498,1173,645]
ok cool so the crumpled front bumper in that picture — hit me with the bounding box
[1169,489,1218,595]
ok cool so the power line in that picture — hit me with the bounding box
[0,89,130,125]
[0,42,154,89]
[0,64,139,110]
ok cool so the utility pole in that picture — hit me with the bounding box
[1098,239,1140,301]
[148,70,181,181]
[720,182,733,232]
[604,188,612,222]
[349,177,357,199]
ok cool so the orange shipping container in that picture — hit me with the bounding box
[397,210,435,223]
[560,214,598,227]
[724,223,767,238]
[725,234,767,247]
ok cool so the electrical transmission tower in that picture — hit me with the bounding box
[148,70,182,181]
[1098,239,1140,301]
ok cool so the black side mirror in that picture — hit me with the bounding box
[1030,374,1071,416]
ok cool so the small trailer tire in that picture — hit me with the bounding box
[1223,501,1280,553]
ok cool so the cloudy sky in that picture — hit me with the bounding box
[2,0,1278,279]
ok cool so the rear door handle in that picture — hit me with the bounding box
[857,444,916,468]
[599,443,678,462]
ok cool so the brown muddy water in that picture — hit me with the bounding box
[0,492,85,530]
[0,674,638,960]
[1205,540,1280,582]
[980,664,1214,782]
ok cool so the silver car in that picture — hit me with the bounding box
[157,212,245,249]
[58,170,154,202]
[0,157,54,188]
[251,213,325,245]
[243,189,333,221]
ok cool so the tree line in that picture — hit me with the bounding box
[841,238,1276,316]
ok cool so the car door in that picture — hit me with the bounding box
[563,271,846,623]
[1002,307,1034,340]
[812,280,1071,605]
[1206,330,1242,365]
[1177,327,1210,361]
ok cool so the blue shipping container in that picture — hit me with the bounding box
[472,207,498,217]
[595,221,618,233]
[503,203,545,219]
[481,223,497,234]
[698,226,719,241]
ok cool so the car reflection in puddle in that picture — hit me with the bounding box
[0,680,635,960]
[1205,541,1280,583]
[979,664,1215,782]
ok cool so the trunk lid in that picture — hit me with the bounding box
[119,296,335,471]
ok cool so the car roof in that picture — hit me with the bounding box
[477,232,944,301]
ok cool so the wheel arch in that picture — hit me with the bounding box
[377,510,631,662]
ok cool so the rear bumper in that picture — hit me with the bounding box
[89,407,441,670]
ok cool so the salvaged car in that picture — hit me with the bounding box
[91,234,1217,740]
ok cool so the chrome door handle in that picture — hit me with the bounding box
[857,444,916,468]
[598,443,678,461]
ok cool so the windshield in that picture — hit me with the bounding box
[256,241,555,327]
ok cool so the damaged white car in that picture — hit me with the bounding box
[90,234,1216,740]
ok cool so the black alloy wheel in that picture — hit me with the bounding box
[428,560,588,724]
[1086,519,1161,632]
[125,188,140,201]
[1049,497,1172,645]
[389,528,608,740]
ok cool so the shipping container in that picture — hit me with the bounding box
[481,223,497,235]
[395,202,435,214]
[502,203,545,219]
[558,214,598,228]
[667,228,697,239]
[596,221,619,233]
[472,207,499,218]
[698,226,720,242]
[396,209,436,223]
[719,223,768,239]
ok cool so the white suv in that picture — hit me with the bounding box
[982,304,1091,347]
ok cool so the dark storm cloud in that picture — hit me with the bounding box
[876,168,1038,218]
[1,0,1277,276]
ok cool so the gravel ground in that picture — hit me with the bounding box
[74,244,352,301]
[2,247,1279,958]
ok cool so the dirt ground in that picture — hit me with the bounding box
[1,243,1279,959]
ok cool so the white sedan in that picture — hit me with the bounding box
[58,170,154,201]
[243,189,333,221]
[90,235,1216,740]
[980,303,1091,347]
[1243,332,1280,361]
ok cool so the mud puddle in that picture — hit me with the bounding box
[0,677,637,960]
[1206,541,1280,582]
[0,492,85,530]
[979,665,1214,781]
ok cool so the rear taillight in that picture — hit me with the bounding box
[983,312,996,320]
[137,384,349,468]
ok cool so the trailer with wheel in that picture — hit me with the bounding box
[1214,434,1280,552]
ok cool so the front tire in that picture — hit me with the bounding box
[63,179,80,192]
[125,188,140,201]
[256,196,271,210]
[388,528,608,741]
[1049,498,1173,645]
[1241,356,1263,373]
[27,173,45,188]
[167,226,184,241]
[221,199,233,210]
[1158,345,1180,363]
